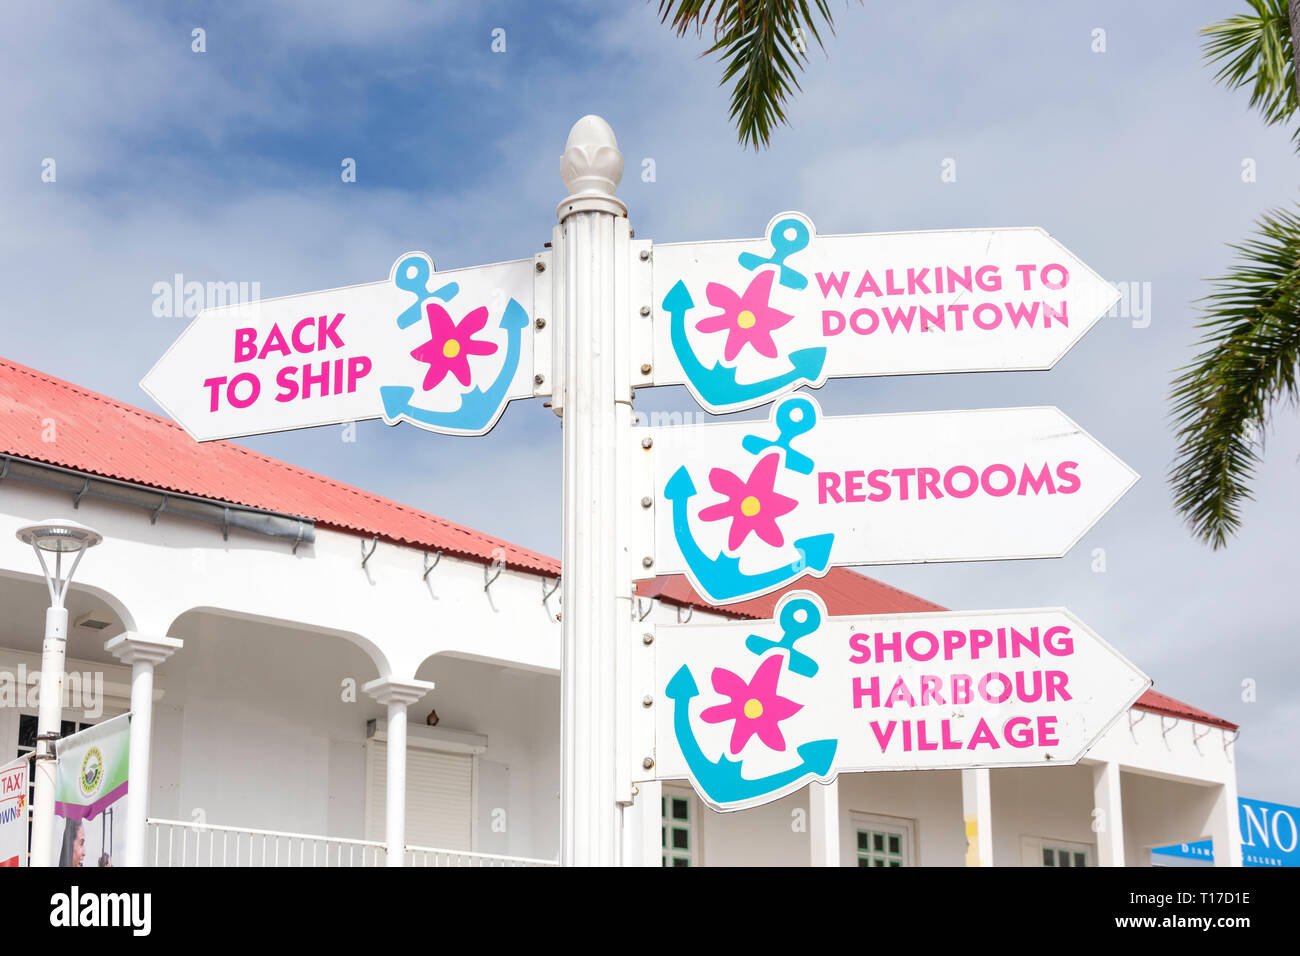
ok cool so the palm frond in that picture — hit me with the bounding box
[657,0,847,150]
[1170,206,1300,547]
[1202,0,1300,145]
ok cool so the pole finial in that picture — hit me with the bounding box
[558,115,627,219]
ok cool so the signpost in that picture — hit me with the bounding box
[650,213,1120,414]
[142,253,537,440]
[638,394,1138,604]
[641,591,1149,812]
[144,114,1144,865]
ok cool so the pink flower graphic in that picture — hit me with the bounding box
[696,270,794,361]
[698,453,798,552]
[410,300,498,391]
[700,656,803,754]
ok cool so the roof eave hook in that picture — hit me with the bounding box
[73,478,90,510]
[423,551,442,581]
[361,535,378,570]
[484,560,503,593]
[291,520,306,555]
[151,493,169,525]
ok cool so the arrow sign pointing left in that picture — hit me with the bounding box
[142,253,538,440]
[640,395,1137,605]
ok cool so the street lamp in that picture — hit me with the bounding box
[16,519,102,867]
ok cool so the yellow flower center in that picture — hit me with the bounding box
[736,309,757,329]
[743,698,763,719]
[740,495,761,517]
[442,339,461,359]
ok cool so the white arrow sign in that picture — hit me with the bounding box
[646,591,1150,812]
[142,252,538,440]
[640,395,1137,605]
[651,212,1120,414]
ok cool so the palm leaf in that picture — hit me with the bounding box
[657,0,848,150]
[1202,0,1299,146]
[1170,206,1300,547]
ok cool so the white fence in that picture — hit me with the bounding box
[146,818,556,867]
[405,844,556,867]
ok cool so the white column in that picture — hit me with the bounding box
[1208,780,1243,867]
[104,631,183,868]
[556,115,630,867]
[1090,760,1126,866]
[31,605,68,867]
[961,768,993,866]
[809,780,841,866]
[363,678,435,867]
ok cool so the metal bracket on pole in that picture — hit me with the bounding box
[630,239,655,393]
[533,249,554,401]
[630,626,658,786]
[629,426,657,583]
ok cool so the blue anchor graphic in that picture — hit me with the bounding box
[664,466,833,603]
[664,280,826,413]
[737,215,812,290]
[665,665,836,808]
[741,395,817,475]
[745,592,823,677]
[380,298,529,434]
[392,253,459,329]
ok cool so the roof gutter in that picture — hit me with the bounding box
[0,454,315,551]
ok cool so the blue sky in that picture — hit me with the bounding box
[3,1,1298,809]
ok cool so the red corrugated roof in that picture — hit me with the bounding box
[636,568,945,619]
[1,356,1237,732]
[1132,689,1238,732]
[0,356,560,576]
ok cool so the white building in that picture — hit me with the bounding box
[0,356,1243,866]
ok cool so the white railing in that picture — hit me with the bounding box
[147,818,387,867]
[405,844,557,867]
[147,818,558,867]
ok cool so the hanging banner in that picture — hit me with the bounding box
[54,713,130,868]
[0,757,28,867]
[648,592,1149,812]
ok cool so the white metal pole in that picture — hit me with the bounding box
[31,604,68,867]
[557,115,629,866]
[809,780,841,866]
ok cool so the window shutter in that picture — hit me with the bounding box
[366,741,473,851]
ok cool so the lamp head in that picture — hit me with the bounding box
[16,519,102,554]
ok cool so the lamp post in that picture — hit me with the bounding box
[16,518,102,867]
